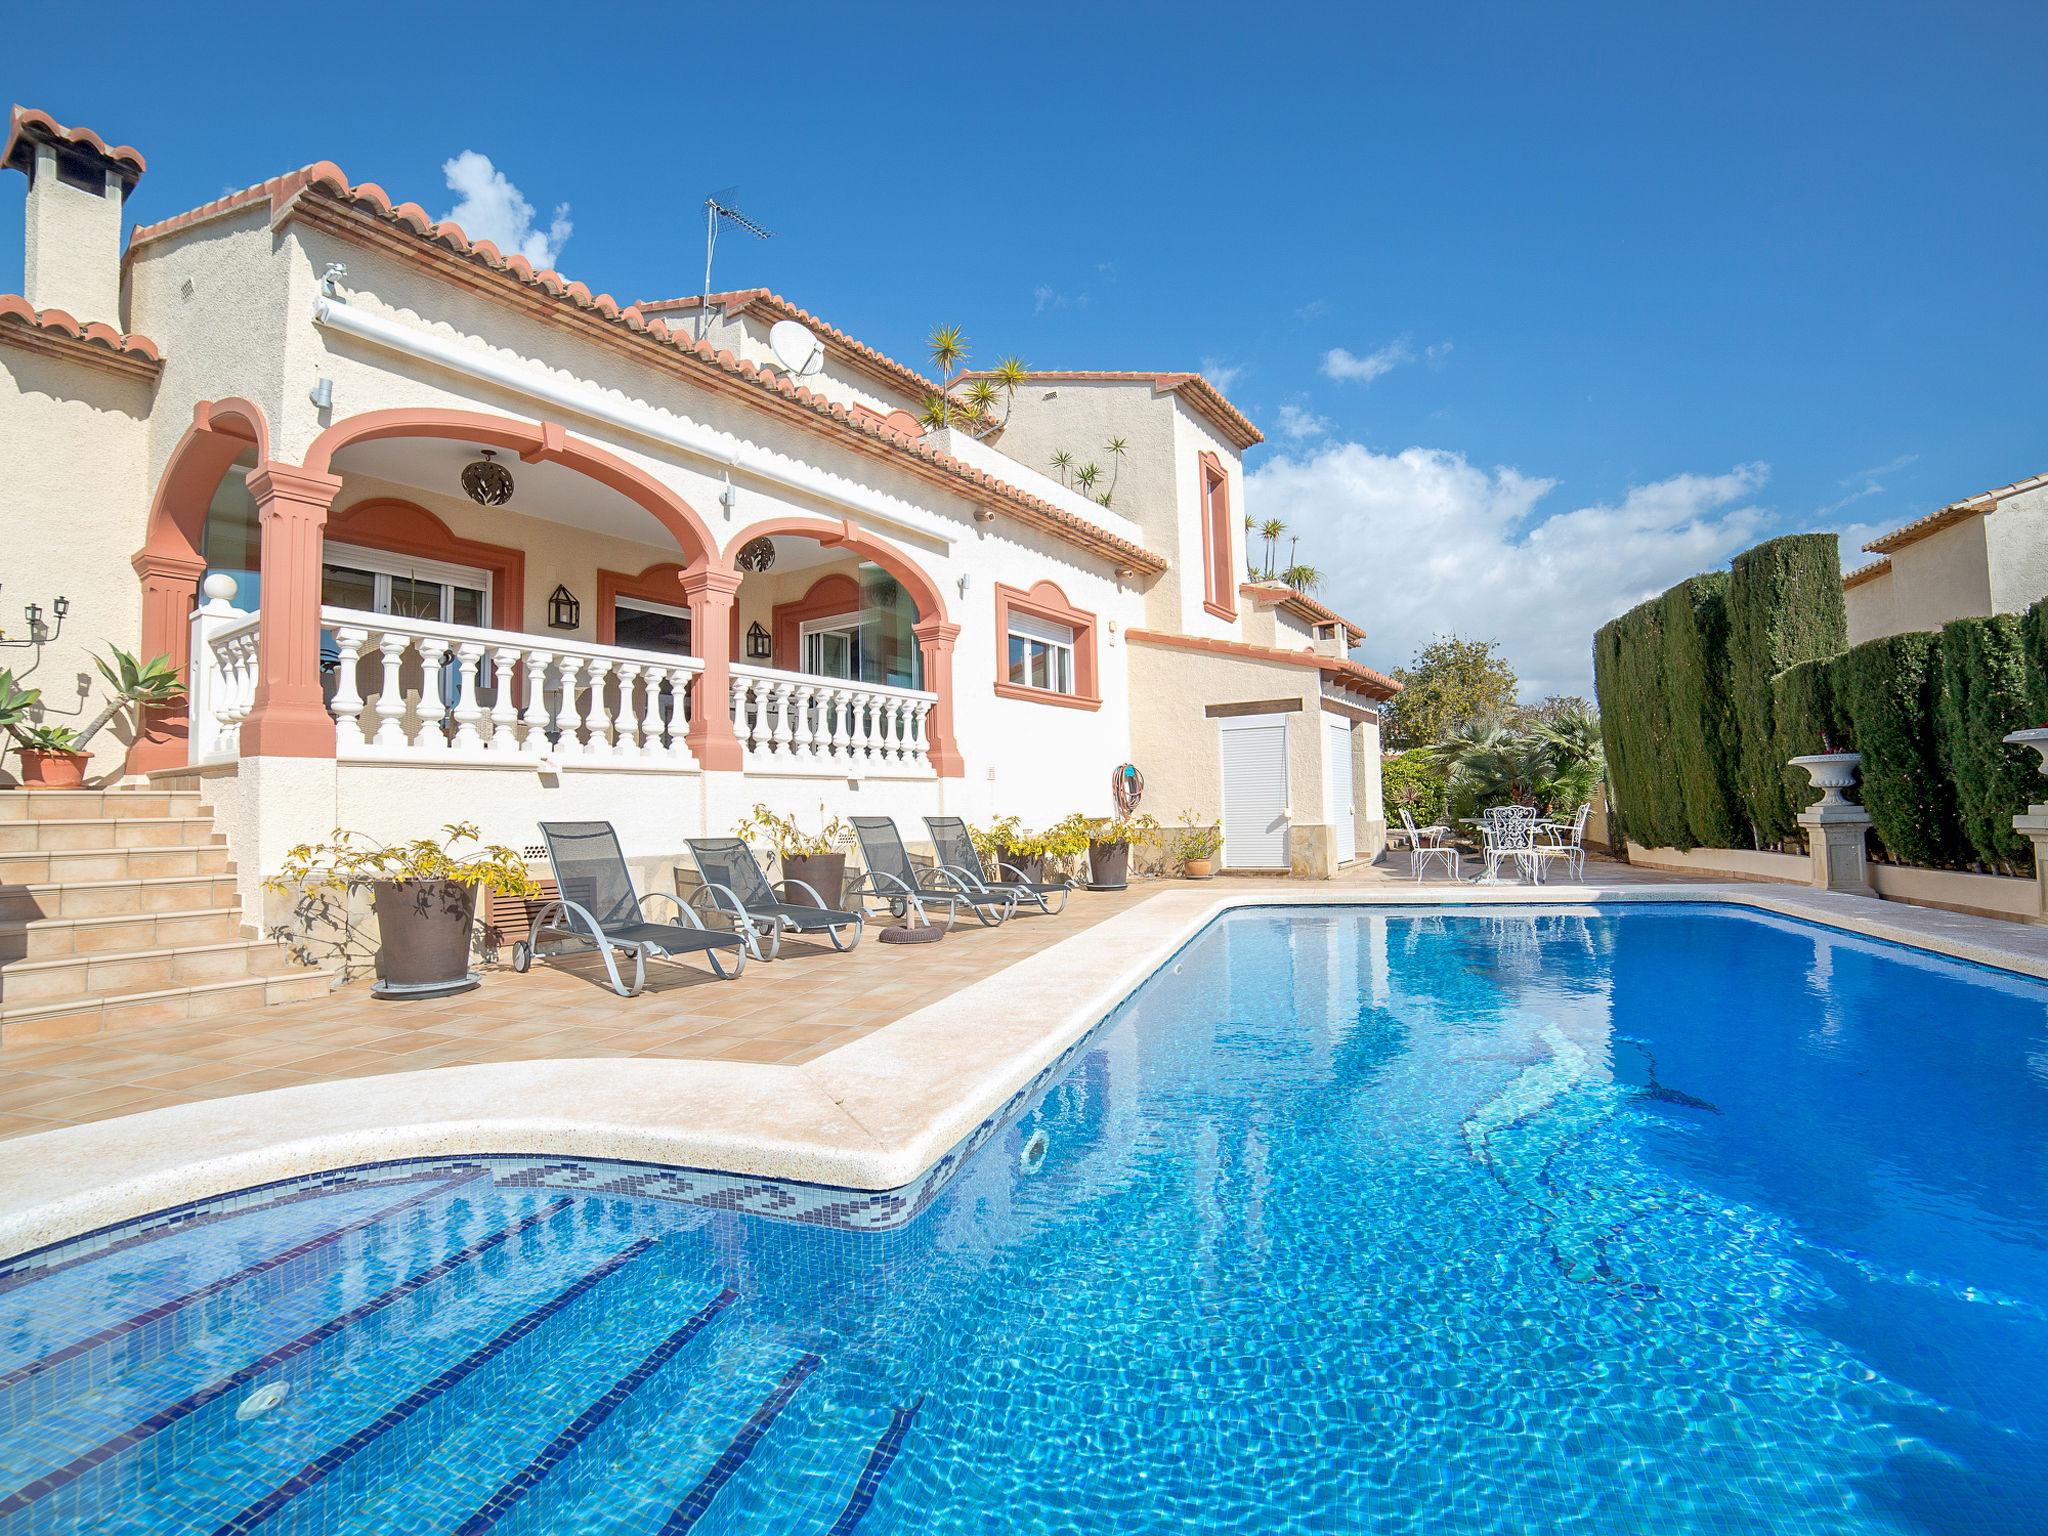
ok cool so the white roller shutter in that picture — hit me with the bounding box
[1218,714,1289,869]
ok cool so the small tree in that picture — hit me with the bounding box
[1386,635,1520,748]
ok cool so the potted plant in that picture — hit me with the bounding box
[991,816,1090,885]
[0,650,185,788]
[1173,810,1222,879]
[1084,811,1159,889]
[735,803,850,909]
[268,822,537,998]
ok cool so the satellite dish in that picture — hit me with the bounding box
[768,319,825,378]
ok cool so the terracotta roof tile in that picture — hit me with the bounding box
[1841,557,1890,591]
[126,166,1167,576]
[955,368,1263,450]
[1861,470,2048,556]
[0,294,162,376]
[1239,581,1369,640]
[1127,629,1399,700]
[637,290,939,404]
[3,106,145,182]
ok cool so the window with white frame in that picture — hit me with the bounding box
[1007,609,1077,695]
[320,542,491,627]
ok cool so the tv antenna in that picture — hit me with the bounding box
[699,186,772,341]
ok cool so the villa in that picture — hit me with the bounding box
[0,105,1393,964]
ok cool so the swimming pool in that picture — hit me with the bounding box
[3,903,2044,1534]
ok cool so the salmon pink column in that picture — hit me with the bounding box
[126,549,207,773]
[679,567,744,772]
[240,464,344,758]
[912,617,964,777]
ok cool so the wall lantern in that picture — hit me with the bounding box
[745,621,773,660]
[547,585,581,631]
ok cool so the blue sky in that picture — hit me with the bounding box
[6,2,2043,696]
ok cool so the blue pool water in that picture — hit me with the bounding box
[3,903,2045,1534]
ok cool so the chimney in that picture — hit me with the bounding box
[3,106,146,326]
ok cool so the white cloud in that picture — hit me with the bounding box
[1322,338,1415,384]
[440,150,571,268]
[1817,451,1916,520]
[1294,298,1330,321]
[1425,340,1454,366]
[1201,357,1244,392]
[1248,443,1773,699]
[1276,403,1330,440]
[1033,284,1059,313]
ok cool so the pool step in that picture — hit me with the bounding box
[0,789,329,1051]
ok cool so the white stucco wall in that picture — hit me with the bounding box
[21,145,125,324]
[1842,567,1896,648]
[1985,484,2048,616]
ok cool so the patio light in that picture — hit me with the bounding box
[735,536,776,573]
[547,585,581,631]
[745,621,772,660]
[461,448,514,507]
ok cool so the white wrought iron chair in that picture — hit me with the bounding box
[1398,808,1459,882]
[1540,803,1593,881]
[1479,805,1540,884]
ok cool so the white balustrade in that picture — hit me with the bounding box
[729,663,937,774]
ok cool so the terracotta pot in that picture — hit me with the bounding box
[1088,839,1130,889]
[1183,857,1215,880]
[780,852,847,908]
[371,879,478,994]
[16,749,90,789]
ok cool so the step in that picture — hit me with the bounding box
[0,817,225,853]
[0,844,235,884]
[0,873,243,923]
[0,936,297,1006]
[0,966,336,1045]
[0,789,204,821]
[0,908,249,962]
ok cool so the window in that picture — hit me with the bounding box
[1199,452,1236,620]
[801,613,870,680]
[1007,610,1076,695]
[320,541,491,627]
[612,596,692,655]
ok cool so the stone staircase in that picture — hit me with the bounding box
[0,788,332,1046]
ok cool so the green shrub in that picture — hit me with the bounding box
[1935,614,2034,869]
[1835,632,1965,867]
[1771,657,1847,818]
[1593,596,1686,849]
[1659,574,1747,847]
[1379,749,1448,828]
[1727,534,1847,844]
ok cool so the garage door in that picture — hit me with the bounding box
[1326,717,1357,865]
[1219,713,1289,869]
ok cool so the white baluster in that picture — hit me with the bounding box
[551,655,586,758]
[764,678,791,758]
[451,642,487,752]
[856,693,878,762]
[614,662,644,759]
[519,651,555,758]
[890,698,911,764]
[330,625,369,754]
[372,632,410,749]
[667,666,698,762]
[822,685,848,765]
[909,699,930,765]
[415,637,452,754]
[730,676,753,758]
[790,681,819,759]
[633,664,663,757]
[582,658,615,754]
[489,644,523,754]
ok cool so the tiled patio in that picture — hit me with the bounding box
[0,855,1682,1142]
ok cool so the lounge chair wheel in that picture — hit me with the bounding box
[510,941,532,973]
[888,898,908,921]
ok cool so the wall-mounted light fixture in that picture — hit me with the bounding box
[547,585,581,631]
[309,375,334,410]
[0,585,68,649]
[745,621,772,660]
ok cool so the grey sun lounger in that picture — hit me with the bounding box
[686,837,866,960]
[513,821,746,996]
[849,816,1016,930]
[923,816,1071,916]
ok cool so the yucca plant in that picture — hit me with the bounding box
[76,650,185,748]
[1050,449,1073,486]
[926,325,968,427]
[963,377,1001,433]
[992,356,1029,427]
[1281,563,1325,596]
[1075,463,1101,494]
[1102,436,1128,505]
[1259,518,1287,580]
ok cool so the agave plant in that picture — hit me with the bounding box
[76,649,186,748]
[0,669,41,745]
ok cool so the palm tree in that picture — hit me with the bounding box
[1243,514,1258,578]
[1102,436,1129,505]
[1280,563,1325,595]
[1435,717,1555,813]
[1258,518,1286,580]
[1050,449,1073,486]
[926,325,967,426]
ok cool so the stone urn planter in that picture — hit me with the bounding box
[780,852,847,909]
[371,879,480,998]
[1789,752,1862,811]
[15,748,89,789]
[2004,727,2048,780]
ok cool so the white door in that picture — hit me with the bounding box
[1326,717,1357,865]
[1218,714,1290,869]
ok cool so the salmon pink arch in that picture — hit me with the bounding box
[302,408,719,569]
[128,397,273,773]
[717,516,949,625]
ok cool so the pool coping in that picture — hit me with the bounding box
[3,880,2045,1260]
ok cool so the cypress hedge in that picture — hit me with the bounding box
[1727,534,1848,845]
[1935,614,2034,869]
[1594,596,1684,849]
[1835,632,1966,867]
[1658,575,1748,848]
[1771,656,1846,820]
